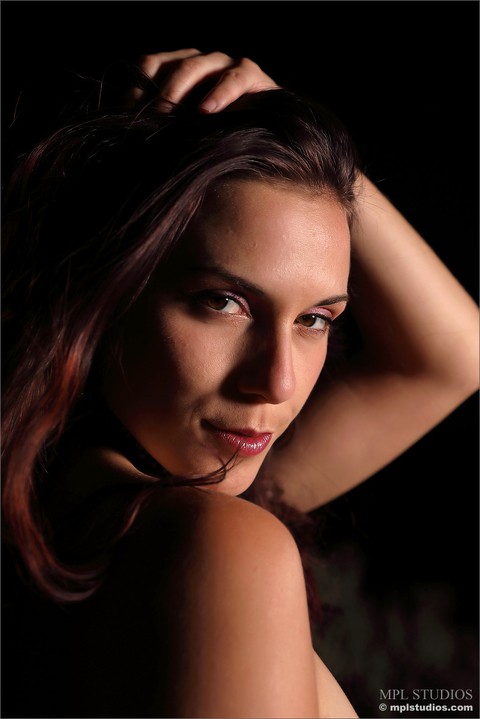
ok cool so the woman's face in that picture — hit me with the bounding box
[102,180,351,495]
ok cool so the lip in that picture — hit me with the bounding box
[205,422,273,457]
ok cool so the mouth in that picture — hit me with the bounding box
[204,422,273,457]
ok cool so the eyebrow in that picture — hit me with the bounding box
[186,264,349,306]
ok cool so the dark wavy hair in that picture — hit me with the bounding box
[2,84,360,624]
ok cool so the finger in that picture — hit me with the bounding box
[154,51,236,110]
[140,48,202,81]
[130,49,202,104]
[198,57,279,113]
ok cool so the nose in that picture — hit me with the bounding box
[236,327,296,405]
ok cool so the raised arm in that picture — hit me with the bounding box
[133,50,479,512]
[270,174,479,510]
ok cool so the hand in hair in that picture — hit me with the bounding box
[131,48,279,113]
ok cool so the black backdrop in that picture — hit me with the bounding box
[2,2,479,717]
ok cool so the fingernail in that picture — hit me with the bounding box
[199,98,218,113]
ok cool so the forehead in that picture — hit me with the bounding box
[191,179,348,250]
[172,180,351,293]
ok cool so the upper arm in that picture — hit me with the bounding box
[268,360,478,513]
[267,176,479,513]
[151,494,319,718]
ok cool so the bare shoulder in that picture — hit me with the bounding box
[181,485,302,560]
[122,483,303,572]
[108,486,320,717]
[116,484,311,623]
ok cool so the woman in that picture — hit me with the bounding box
[2,50,478,718]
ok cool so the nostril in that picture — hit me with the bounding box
[236,334,296,405]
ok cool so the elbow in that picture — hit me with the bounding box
[458,351,480,400]
[441,329,480,402]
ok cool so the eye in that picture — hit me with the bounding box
[296,313,331,332]
[201,292,245,315]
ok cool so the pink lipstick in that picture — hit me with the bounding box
[207,424,273,457]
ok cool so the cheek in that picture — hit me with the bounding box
[293,342,328,410]
[144,311,239,397]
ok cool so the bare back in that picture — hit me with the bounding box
[6,445,357,718]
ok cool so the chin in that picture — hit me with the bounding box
[189,460,259,498]
[158,444,265,497]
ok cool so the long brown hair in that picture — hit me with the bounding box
[2,86,359,612]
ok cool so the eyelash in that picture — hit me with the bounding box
[197,291,249,316]
[296,313,332,333]
[194,291,332,334]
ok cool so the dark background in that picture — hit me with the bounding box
[2,2,479,717]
